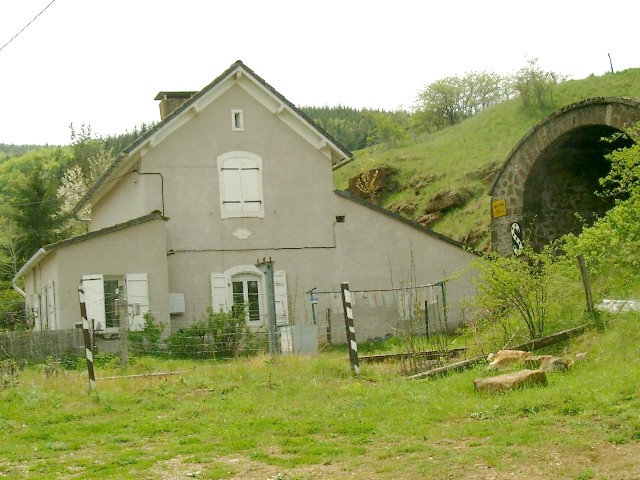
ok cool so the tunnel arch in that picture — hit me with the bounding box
[490,97,640,255]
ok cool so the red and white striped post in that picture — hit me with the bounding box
[340,282,360,375]
[78,287,96,391]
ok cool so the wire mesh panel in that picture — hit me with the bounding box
[314,282,450,345]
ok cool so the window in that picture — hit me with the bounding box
[217,151,264,219]
[211,267,288,325]
[81,273,149,332]
[232,274,261,322]
[104,278,120,328]
[231,109,244,131]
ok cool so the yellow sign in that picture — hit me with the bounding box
[491,199,507,218]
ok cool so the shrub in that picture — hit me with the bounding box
[166,308,255,359]
[128,311,165,356]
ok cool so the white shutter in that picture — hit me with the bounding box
[220,157,243,214]
[211,273,229,312]
[32,294,41,331]
[274,270,288,326]
[241,157,262,212]
[125,273,149,331]
[82,274,105,330]
[46,280,56,330]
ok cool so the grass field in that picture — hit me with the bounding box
[1,310,639,480]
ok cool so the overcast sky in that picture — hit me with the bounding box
[0,0,638,146]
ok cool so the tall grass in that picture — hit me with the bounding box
[1,311,639,479]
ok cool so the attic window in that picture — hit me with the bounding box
[336,216,346,223]
[232,110,244,131]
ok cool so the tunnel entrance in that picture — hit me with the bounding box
[523,125,633,251]
[490,97,640,256]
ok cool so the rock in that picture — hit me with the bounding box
[424,189,470,214]
[474,369,548,394]
[347,166,399,202]
[416,212,443,228]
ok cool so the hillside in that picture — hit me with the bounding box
[333,67,640,251]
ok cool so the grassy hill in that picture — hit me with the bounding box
[333,67,640,251]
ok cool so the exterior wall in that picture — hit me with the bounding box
[329,194,478,342]
[22,219,170,331]
[91,172,150,230]
[141,83,337,252]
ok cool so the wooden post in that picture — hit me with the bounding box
[340,282,360,375]
[326,308,332,345]
[424,300,430,339]
[577,254,603,330]
[78,287,96,391]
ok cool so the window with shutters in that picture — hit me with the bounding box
[217,151,264,219]
[81,273,149,332]
[211,267,288,325]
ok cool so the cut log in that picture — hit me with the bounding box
[474,369,547,394]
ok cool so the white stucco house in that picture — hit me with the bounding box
[13,60,478,352]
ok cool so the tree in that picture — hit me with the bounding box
[5,162,70,267]
[58,149,112,221]
[599,121,640,197]
[365,111,408,148]
[511,58,565,110]
[414,71,507,133]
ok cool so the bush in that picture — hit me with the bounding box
[166,308,256,359]
[128,311,164,356]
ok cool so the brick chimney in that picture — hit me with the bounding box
[154,91,197,120]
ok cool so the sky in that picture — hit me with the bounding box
[0,0,638,146]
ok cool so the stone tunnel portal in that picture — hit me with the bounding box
[490,97,640,256]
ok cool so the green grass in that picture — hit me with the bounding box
[334,68,640,251]
[1,311,639,479]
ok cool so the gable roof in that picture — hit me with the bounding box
[73,60,353,216]
[334,190,479,254]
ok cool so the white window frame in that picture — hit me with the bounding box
[231,109,244,131]
[217,151,264,219]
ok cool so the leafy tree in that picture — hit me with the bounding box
[4,162,70,267]
[365,110,409,148]
[0,279,25,329]
[599,121,640,197]
[561,121,640,279]
[414,71,507,133]
[510,58,565,110]
[470,248,551,341]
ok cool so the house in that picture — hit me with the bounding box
[13,60,478,352]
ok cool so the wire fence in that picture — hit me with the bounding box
[0,270,597,379]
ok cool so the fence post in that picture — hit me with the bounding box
[256,258,278,355]
[340,282,360,375]
[78,287,96,391]
[424,300,430,339]
[577,254,603,330]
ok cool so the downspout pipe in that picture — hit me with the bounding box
[134,170,165,216]
[12,247,47,298]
